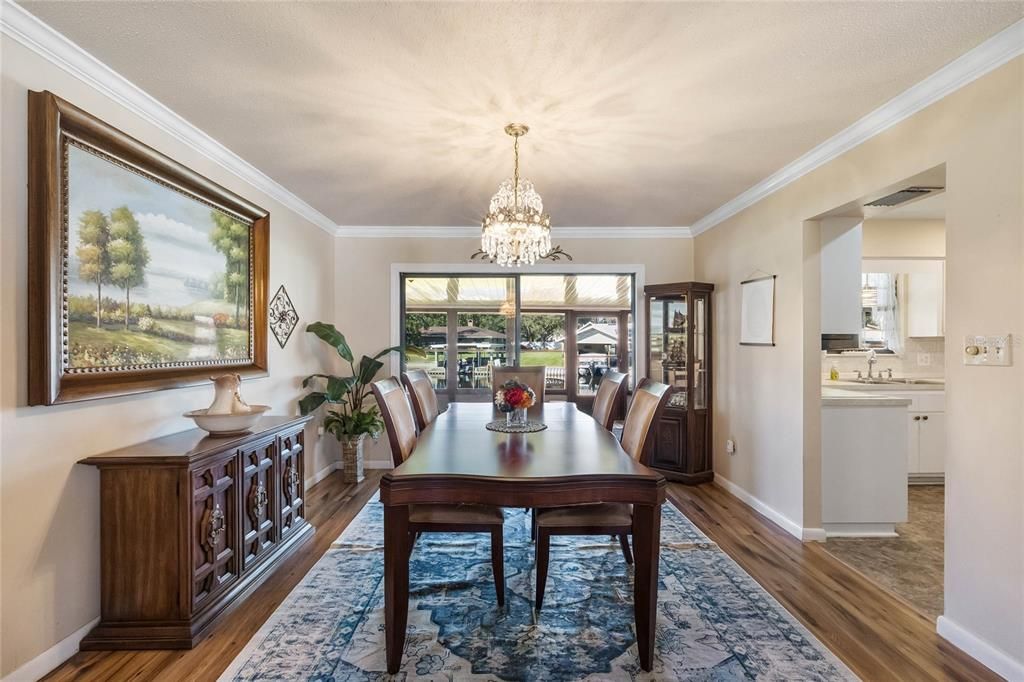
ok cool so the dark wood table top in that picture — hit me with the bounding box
[79,415,311,466]
[389,402,661,484]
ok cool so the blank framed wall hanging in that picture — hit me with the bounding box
[739,275,776,346]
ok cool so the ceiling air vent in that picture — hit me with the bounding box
[864,186,943,207]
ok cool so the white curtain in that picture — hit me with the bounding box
[863,272,902,354]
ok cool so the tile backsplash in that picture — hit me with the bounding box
[822,337,945,380]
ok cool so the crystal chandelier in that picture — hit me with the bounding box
[480,123,552,267]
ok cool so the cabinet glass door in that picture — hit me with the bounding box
[650,295,687,406]
[694,294,708,410]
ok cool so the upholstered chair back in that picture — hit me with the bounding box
[619,379,672,462]
[491,365,546,415]
[401,370,439,432]
[591,370,628,431]
[371,377,418,467]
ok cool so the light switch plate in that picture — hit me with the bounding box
[963,334,1012,366]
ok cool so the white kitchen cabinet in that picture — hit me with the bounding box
[906,260,944,337]
[887,389,945,481]
[861,258,945,338]
[821,218,864,335]
[916,411,946,475]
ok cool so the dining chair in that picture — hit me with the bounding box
[371,377,506,605]
[401,369,440,432]
[491,365,546,414]
[590,370,628,431]
[533,379,671,611]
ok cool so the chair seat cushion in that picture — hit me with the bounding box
[409,504,504,525]
[536,502,632,528]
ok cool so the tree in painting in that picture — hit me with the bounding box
[209,211,249,328]
[107,206,150,330]
[75,209,111,329]
[65,143,252,369]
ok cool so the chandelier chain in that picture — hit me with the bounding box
[513,134,520,210]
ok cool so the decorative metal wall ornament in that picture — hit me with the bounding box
[470,244,573,263]
[268,284,299,348]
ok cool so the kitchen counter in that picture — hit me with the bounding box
[822,387,912,407]
[823,378,944,391]
[821,387,910,537]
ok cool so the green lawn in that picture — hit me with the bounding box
[70,321,193,359]
[519,350,565,367]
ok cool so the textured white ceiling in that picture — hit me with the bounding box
[19,1,1023,227]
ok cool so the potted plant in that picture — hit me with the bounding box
[299,321,415,483]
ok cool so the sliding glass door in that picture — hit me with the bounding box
[401,273,634,409]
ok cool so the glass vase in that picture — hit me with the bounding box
[506,407,527,427]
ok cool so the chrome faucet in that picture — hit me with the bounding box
[866,350,877,380]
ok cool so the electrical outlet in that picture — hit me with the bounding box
[317,425,325,437]
[726,439,736,455]
[917,352,931,366]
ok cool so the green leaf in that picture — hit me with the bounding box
[306,321,354,362]
[325,376,356,401]
[404,345,427,359]
[298,392,327,415]
[371,345,402,360]
[302,373,331,388]
[357,355,384,385]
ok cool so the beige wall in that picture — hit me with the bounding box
[862,218,946,258]
[0,36,339,676]
[334,235,694,464]
[696,58,1022,666]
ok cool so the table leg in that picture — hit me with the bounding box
[384,503,410,674]
[632,502,661,671]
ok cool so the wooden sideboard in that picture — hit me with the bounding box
[78,415,314,650]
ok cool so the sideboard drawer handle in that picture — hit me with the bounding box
[207,504,226,548]
[252,482,268,517]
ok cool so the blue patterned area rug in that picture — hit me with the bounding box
[221,495,856,681]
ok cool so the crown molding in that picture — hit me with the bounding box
[335,225,692,239]
[690,17,1024,236]
[0,0,338,236]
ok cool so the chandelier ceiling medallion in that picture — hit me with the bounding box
[479,123,553,267]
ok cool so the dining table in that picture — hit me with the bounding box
[379,401,667,673]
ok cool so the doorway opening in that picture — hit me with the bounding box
[815,165,947,621]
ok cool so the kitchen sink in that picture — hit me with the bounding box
[849,377,944,386]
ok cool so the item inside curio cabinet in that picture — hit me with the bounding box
[65,142,253,370]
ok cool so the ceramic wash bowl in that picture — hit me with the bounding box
[184,405,271,436]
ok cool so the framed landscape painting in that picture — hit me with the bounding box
[28,90,268,405]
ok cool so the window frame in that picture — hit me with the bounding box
[397,270,639,404]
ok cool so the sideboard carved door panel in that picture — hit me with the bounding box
[278,429,306,540]
[240,436,278,571]
[191,456,239,611]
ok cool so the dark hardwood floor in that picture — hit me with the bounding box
[44,471,995,681]
[667,483,997,681]
[42,469,384,682]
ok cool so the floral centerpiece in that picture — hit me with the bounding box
[494,377,537,426]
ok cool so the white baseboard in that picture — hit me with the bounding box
[365,459,393,470]
[305,462,339,487]
[823,523,898,538]
[937,616,1024,681]
[1,616,99,682]
[713,474,824,542]
[801,527,828,542]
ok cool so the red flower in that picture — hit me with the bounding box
[504,386,526,407]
